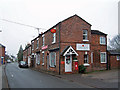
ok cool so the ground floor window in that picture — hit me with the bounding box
[42,51,44,65]
[84,54,88,64]
[91,52,93,63]
[50,52,56,67]
[36,53,40,65]
[117,56,120,60]
[100,52,106,63]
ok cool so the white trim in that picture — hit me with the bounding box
[42,63,44,66]
[83,63,90,66]
[100,52,107,63]
[42,34,44,37]
[63,46,78,56]
[117,56,120,60]
[91,52,93,63]
[83,40,89,42]
[52,33,56,44]
[42,51,44,53]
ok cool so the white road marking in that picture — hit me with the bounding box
[11,74,14,78]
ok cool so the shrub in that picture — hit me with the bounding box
[78,65,86,73]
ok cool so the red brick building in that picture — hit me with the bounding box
[0,43,5,65]
[27,15,109,74]
[108,50,120,69]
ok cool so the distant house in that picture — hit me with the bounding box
[0,43,5,65]
[108,50,120,69]
[23,44,31,67]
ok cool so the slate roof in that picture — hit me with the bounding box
[91,30,107,35]
[0,43,5,48]
[108,50,120,55]
[31,14,92,41]
[61,46,70,55]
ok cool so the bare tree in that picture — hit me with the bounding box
[108,34,120,52]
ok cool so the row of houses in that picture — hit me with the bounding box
[0,43,5,65]
[23,14,120,74]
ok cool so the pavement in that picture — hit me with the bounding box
[0,65,2,90]
[1,64,9,89]
[32,67,119,89]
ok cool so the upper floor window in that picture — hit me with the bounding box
[52,33,56,44]
[42,51,44,65]
[32,41,34,50]
[83,30,88,41]
[100,37,106,45]
[100,52,107,63]
[42,34,45,46]
[36,38,39,49]
[117,56,120,60]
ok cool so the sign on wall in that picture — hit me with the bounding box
[42,45,48,50]
[76,44,90,51]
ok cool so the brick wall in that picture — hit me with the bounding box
[91,34,107,71]
[109,55,120,69]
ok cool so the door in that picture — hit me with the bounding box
[47,55,49,70]
[65,55,72,72]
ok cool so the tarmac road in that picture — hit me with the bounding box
[5,62,93,88]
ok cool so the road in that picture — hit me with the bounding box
[5,62,92,88]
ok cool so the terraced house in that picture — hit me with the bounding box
[26,14,109,74]
[0,43,5,65]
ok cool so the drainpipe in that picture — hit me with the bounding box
[59,22,61,75]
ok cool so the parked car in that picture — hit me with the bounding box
[7,60,11,63]
[19,61,28,68]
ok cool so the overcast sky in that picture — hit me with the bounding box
[0,0,119,56]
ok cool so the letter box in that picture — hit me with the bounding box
[75,62,78,70]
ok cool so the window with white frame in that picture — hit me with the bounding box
[42,52,44,65]
[52,33,56,44]
[84,54,88,64]
[36,38,39,49]
[100,37,106,45]
[32,41,34,50]
[83,30,88,41]
[42,35,45,46]
[30,47,31,54]
[117,55,120,60]
[91,52,93,63]
[50,52,56,67]
[100,52,107,63]
[36,53,40,65]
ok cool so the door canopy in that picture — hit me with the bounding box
[62,46,78,56]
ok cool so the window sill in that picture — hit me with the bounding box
[42,63,44,66]
[83,40,89,42]
[52,42,56,44]
[83,63,90,66]
[100,43,106,45]
[50,65,56,68]
[101,62,106,64]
